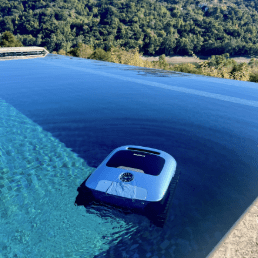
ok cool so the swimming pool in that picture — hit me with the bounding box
[0,54,258,257]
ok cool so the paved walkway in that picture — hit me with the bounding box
[207,197,258,258]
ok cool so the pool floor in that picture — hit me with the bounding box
[0,99,147,257]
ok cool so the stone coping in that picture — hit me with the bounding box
[207,197,258,258]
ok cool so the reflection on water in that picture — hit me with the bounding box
[49,54,191,77]
[123,67,191,77]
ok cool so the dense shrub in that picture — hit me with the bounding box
[249,73,258,82]
[89,48,111,61]
[172,63,201,74]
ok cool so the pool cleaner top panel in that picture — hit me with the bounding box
[85,145,177,202]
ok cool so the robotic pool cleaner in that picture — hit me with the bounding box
[75,145,180,227]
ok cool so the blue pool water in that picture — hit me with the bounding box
[0,54,258,257]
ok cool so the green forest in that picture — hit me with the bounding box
[1,0,258,56]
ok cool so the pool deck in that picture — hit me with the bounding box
[207,196,258,258]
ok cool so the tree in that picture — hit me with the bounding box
[176,37,194,55]
[161,35,177,56]
[0,31,23,47]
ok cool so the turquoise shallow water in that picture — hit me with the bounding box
[0,99,149,257]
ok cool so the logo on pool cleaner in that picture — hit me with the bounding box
[119,172,134,182]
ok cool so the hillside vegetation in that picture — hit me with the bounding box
[55,42,258,82]
[1,0,258,56]
[1,30,258,83]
